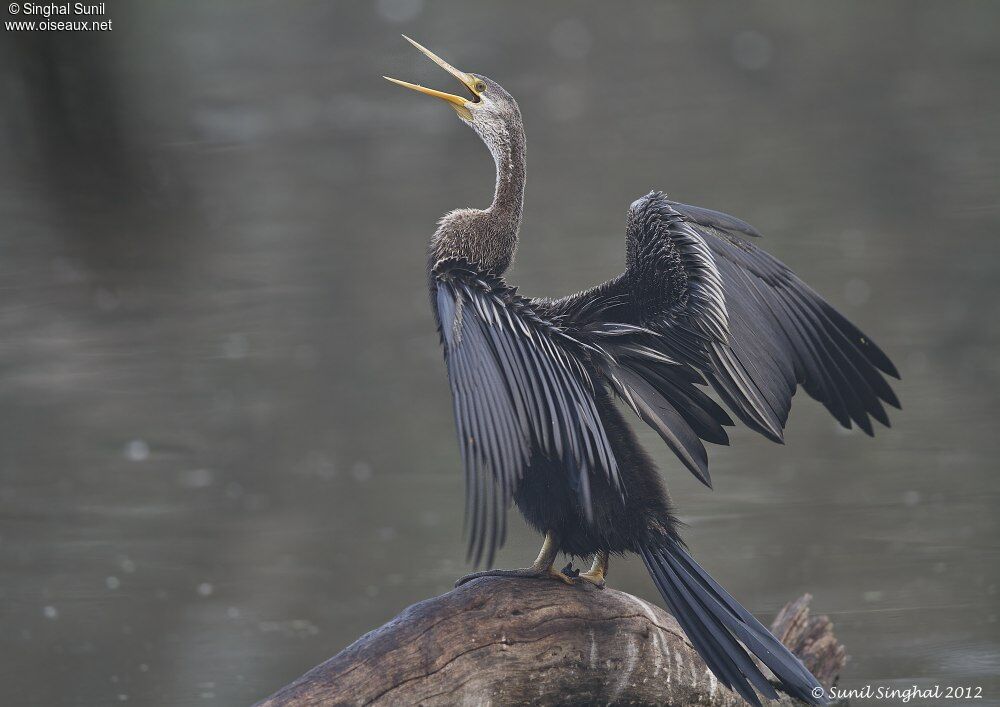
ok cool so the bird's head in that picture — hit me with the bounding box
[385,37,526,273]
[384,36,522,155]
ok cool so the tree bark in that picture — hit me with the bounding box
[256,577,846,706]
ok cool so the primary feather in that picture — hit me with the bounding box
[541,190,900,485]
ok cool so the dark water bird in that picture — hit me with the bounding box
[386,37,898,706]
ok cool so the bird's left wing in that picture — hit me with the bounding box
[539,191,899,489]
[538,278,735,489]
[622,192,899,443]
[432,259,622,566]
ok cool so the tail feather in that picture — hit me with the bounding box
[641,540,825,706]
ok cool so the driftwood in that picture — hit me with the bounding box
[256,577,847,706]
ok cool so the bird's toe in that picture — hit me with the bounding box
[578,572,606,589]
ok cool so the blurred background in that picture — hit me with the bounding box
[2,1,999,704]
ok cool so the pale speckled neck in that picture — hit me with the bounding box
[430,115,526,276]
[485,121,525,246]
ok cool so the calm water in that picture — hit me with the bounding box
[2,2,999,705]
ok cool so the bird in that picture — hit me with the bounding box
[385,36,898,706]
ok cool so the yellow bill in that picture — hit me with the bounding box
[384,36,483,118]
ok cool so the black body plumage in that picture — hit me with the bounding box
[412,64,898,707]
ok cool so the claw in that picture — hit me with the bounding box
[455,531,582,588]
[578,571,606,589]
[578,550,609,589]
[549,566,578,585]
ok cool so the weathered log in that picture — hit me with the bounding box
[256,577,846,706]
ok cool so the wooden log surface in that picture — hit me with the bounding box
[256,577,846,706]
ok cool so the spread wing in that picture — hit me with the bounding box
[696,205,900,439]
[536,276,736,489]
[432,259,623,566]
[540,191,899,486]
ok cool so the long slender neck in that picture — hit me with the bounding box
[485,120,526,245]
[430,116,526,276]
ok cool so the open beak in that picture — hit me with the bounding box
[384,36,481,117]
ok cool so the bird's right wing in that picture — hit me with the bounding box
[432,258,623,566]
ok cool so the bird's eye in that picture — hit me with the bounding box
[475,81,486,93]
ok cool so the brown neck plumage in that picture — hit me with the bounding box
[430,115,526,276]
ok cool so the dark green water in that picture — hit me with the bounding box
[2,2,999,704]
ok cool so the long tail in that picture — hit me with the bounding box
[641,539,825,706]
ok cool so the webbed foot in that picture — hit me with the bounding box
[578,550,609,589]
[454,531,581,588]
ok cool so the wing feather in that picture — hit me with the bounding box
[434,260,621,564]
[629,191,899,444]
[539,191,899,487]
